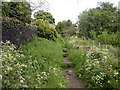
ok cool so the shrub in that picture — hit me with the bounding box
[2,2,31,23]
[89,30,97,40]
[32,19,58,40]
[97,31,120,47]
[66,27,76,36]
[34,10,55,24]
[55,20,76,37]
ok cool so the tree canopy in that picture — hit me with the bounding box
[2,2,31,23]
[55,20,76,37]
[34,10,55,24]
[78,2,119,39]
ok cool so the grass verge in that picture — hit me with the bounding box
[66,38,119,89]
[2,37,68,88]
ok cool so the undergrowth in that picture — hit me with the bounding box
[2,37,68,88]
[66,38,119,89]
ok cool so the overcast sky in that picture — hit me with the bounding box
[45,0,120,24]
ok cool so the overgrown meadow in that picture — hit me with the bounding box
[66,38,119,89]
[2,37,68,88]
[1,1,120,89]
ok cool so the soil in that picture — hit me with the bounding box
[63,47,86,88]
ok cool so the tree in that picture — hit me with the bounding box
[55,20,67,34]
[32,19,58,40]
[27,0,48,12]
[2,2,31,23]
[78,2,118,39]
[78,11,89,37]
[56,20,75,37]
[67,19,72,26]
[34,10,55,24]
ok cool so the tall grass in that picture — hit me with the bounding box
[66,38,119,89]
[2,37,68,88]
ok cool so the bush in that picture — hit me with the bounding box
[97,31,120,47]
[89,30,97,40]
[66,27,76,36]
[2,17,37,46]
[34,10,55,24]
[2,2,31,23]
[32,19,58,40]
[55,20,76,37]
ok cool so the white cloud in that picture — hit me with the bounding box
[46,0,119,24]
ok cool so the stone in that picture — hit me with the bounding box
[67,70,73,75]
[63,48,67,52]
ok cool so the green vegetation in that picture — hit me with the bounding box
[2,2,31,23]
[66,38,119,89]
[32,19,58,40]
[2,1,119,89]
[34,10,55,24]
[2,37,68,88]
[97,31,120,47]
[56,20,76,37]
[78,2,119,47]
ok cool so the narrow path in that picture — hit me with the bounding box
[63,46,85,88]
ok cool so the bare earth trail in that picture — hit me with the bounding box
[63,46,86,89]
